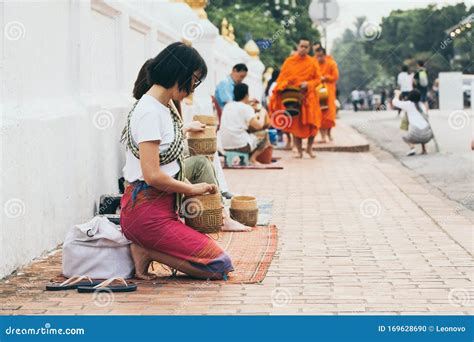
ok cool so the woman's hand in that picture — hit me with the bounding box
[393,89,401,99]
[186,183,219,196]
[184,121,206,134]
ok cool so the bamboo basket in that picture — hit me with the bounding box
[230,196,259,227]
[193,115,218,126]
[188,126,217,156]
[184,192,223,234]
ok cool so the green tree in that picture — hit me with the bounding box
[364,3,474,79]
[207,0,320,67]
[332,17,389,103]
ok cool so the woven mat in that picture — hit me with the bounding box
[223,164,284,170]
[150,225,278,284]
[42,226,277,288]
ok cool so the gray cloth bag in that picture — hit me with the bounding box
[62,216,134,279]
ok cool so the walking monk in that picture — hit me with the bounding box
[269,38,321,158]
[315,46,339,143]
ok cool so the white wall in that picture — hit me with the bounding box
[439,72,463,111]
[0,0,264,278]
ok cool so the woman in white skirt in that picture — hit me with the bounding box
[393,89,433,156]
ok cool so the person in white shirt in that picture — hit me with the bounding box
[219,83,269,165]
[395,65,415,116]
[392,89,433,156]
[397,65,414,97]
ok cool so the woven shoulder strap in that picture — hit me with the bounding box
[121,100,184,165]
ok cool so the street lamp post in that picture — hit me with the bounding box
[308,0,339,49]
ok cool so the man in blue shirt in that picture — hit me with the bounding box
[214,63,248,109]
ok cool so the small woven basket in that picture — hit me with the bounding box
[188,127,217,156]
[230,196,259,227]
[184,192,223,234]
[193,115,218,126]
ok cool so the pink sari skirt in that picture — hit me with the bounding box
[120,183,233,276]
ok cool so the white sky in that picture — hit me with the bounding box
[324,0,473,52]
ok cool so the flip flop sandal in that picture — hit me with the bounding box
[46,275,101,291]
[77,277,137,293]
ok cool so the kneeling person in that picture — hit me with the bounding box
[219,83,269,165]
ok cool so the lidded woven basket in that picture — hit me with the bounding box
[188,126,217,156]
[184,192,223,234]
[230,195,259,227]
[193,115,218,126]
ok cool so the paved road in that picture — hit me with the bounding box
[1,148,473,314]
[342,109,474,214]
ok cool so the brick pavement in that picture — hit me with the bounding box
[0,127,472,315]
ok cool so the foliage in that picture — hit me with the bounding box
[364,3,473,78]
[207,0,320,68]
[333,3,473,101]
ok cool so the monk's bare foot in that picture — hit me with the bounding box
[328,136,333,142]
[130,244,156,280]
[222,217,253,232]
[306,149,316,158]
[318,139,327,144]
[294,151,303,159]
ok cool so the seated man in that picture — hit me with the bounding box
[219,83,269,165]
[215,63,248,109]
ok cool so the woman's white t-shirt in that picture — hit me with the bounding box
[122,94,180,182]
[219,101,257,150]
[392,97,429,130]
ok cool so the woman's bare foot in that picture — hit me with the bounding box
[130,244,158,280]
[222,216,253,232]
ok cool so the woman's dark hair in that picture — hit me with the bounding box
[408,89,424,113]
[234,83,249,102]
[133,59,152,100]
[408,89,421,103]
[402,65,409,72]
[146,42,207,96]
[265,68,280,96]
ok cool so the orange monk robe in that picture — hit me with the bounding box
[269,54,322,138]
[318,55,339,129]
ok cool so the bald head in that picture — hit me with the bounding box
[296,39,310,57]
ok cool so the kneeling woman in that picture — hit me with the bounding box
[393,89,433,156]
[120,42,233,280]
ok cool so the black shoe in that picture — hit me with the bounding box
[221,192,234,199]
